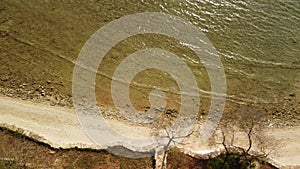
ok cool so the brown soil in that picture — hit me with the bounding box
[0,0,299,128]
[0,127,153,169]
[0,128,277,169]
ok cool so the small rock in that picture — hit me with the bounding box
[268,123,273,128]
[147,115,154,120]
[0,31,8,37]
[41,90,45,96]
[47,80,51,84]
[1,76,10,81]
[289,93,296,97]
[154,108,163,113]
[19,83,27,88]
[166,109,177,117]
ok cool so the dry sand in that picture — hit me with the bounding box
[0,95,299,168]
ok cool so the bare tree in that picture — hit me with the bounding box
[211,105,278,169]
[154,127,194,169]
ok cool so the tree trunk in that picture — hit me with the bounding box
[154,149,167,169]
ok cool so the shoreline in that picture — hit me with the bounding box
[0,95,299,168]
[1,86,299,129]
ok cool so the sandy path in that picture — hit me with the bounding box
[0,96,299,168]
[0,96,94,149]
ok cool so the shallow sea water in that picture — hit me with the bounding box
[0,0,299,123]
